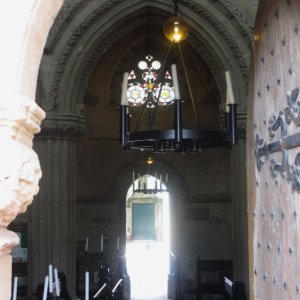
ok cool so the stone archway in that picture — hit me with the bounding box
[23,0,251,297]
[0,1,63,299]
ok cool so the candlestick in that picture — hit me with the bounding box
[171,64,180,99]
[43,276,49,300]
[49,264,53,294]
[117,236,120,251]
[85,271,89,300]
[85,238,89,252]
[121,72,129,105]
[12,276,18,300]
[100,234,103,252]
[225,70,235,105]
[160,174,162,190]
[54,268,60,296]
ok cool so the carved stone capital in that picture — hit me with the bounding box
[0,95,45,255]
[0,228,19,257]
[37,114,86,140]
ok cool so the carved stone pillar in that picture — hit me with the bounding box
[230,112,248,286]
[0,96,45,299]
[28,114,85,296]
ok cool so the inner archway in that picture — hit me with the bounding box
[125,175,170,299]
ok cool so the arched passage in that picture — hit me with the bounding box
[125,174,170,298]
[5,0,252,298]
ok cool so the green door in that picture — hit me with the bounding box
[132,203,155,240]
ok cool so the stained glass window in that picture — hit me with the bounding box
[127,55,175,107]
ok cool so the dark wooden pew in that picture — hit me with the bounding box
[196,259,233,300]
[224,276,247,300]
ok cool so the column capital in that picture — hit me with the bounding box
[0,94,44,255]
[0,228,19,258]
[37,114,86,140]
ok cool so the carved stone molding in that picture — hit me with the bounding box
[215,0,253,39]
[47,0,123,106]
[37,114,86,140]
[180,0,249,84]
[45,0,122,52]
[0,96,45,256]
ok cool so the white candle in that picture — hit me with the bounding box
[171,64,180,99]
[93,283,106,299]
[117,236,120,251]
[225,86,230,113]
[12,276,18,300]
[121,72,129,105]
[160,174,162,190]
[100,234,104,252]
[43,276,49,300]
[54,268,60,296]
[85,271,89,300]
[49,264,53,293]
[85,238,89,252]
[225,70,235,105]
[112,279,123,293]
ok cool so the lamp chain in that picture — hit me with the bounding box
[178,43,199,126]
[173,0,179,15]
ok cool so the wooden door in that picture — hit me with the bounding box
[247,0,300,299]
[132,203,155,240]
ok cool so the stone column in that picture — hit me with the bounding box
[0,96,45,299]
[230,113,248,285]
[28,115,85,297]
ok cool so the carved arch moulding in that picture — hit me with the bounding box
[45,0,252,53]
[41,0,250,114]
[75,15,230,108]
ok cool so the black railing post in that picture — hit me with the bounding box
[228,103,238,145]
[120,105,128,149]
[175,99,182,148]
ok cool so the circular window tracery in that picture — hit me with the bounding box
[127,55,175,107]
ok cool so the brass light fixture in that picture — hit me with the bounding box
[163,16,189,43]
[132,157,168,194]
